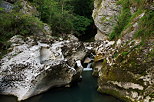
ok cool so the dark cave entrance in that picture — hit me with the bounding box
[71,0,97,42]
[77,22,97,42]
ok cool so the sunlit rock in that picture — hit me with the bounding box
[0,36,86,101]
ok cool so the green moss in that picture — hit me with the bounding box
[122,51,129,56]
[112,52,119,58]
[149,92,154,97]
[96,0,102,9]
[98,88,132,102]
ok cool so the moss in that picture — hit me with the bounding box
[95,0,102,9]
[149,92,154,97]
[112,52,119,58]
[122,51,129,56]
[94,54,104,62]
[98,88,132,102]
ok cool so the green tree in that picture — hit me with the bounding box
[30,0,94,35]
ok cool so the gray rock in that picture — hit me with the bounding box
[0,36,86,101]
[92,0,121,40]
[0,1,13,12]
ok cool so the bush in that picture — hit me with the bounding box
[0,12,44,57]
[134,10,154,40]
[73,15,92,35]
[109,0,131,40]
[30,0,94,35]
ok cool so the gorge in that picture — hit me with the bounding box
[0,0,154,102]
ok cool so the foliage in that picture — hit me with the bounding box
[109,0,131,40]
[0,12,44,57]
[70,0,94,18]
[134,10,154,40]
[73,15,92,35]
[109,0,154,40]
[30,0,94,35]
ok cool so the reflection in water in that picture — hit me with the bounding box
[0,71,122,102]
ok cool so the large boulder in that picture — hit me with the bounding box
[0,35,86,101]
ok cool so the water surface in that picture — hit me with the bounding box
[0,71,122,102]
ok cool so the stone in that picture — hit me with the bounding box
[0,1,13,12]
[84,57,92,63]
[94,30,108,41]
[0,36,86,101]
[92,0,121,40]
[92,1,154,101]
[19,0,38,16]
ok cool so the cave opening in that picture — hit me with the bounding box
[69,0,97,42]
[73,1,97,41]
[77,22,97,42]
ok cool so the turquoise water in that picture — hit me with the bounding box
[0,71,122,102]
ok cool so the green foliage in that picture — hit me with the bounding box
[109,0,131,40]
[70,0,94,18]
[134,10,154,40]
[122,51,129,56]
[109,0,154,40]
[31,0,94,35]
[0,7,3,11]
[0,12,43,40]
[31,0,74,34]
[73,15,92,35]
[0,12,44,57]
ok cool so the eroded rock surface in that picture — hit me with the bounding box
[92,0,154,101]
[92,8,154,101]
[0,35,86,101]
[92,0,121,40]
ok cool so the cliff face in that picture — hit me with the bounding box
[93,0,154,101]
[92,0,121,40]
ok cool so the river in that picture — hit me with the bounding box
[0,71,122,102]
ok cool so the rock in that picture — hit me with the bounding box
[19,0,38,16]
[67,34,79,41]
[116,39,122,47]
[0,36,86,101]
[0,1,14,12]
[84,57,92,63]
[94,30,108,41]
[92,0,121,40]
[92,1,154,101]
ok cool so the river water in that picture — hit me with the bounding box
[0,71,122,102]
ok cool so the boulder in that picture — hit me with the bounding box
[0,35,86,101]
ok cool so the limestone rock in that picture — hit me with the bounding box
[92,0,121,40]
[19,0,38,16]
[0,1,13,12]
[0,36,86,101]
[92,2,154,101]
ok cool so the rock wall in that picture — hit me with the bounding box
[92,0,121,40]
[93,0,154,101]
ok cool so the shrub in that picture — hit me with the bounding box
[109,0,131,40]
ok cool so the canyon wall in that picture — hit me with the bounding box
[93,0,154,101]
